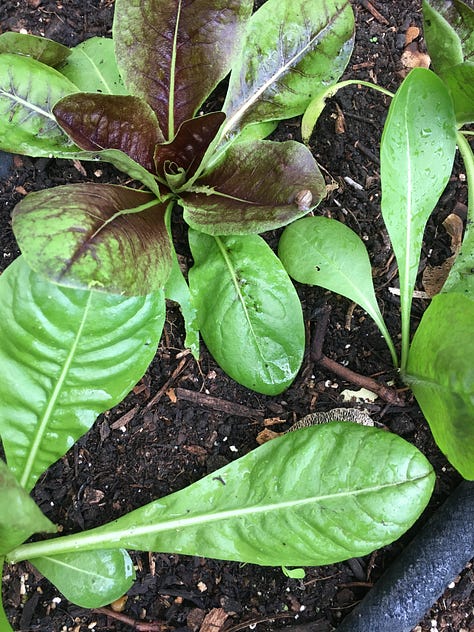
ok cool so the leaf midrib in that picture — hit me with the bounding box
[19,291,93,489]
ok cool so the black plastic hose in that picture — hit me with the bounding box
[281,480,474,632]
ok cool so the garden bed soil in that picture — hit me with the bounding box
[1,1,473,631]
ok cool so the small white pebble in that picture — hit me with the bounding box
[229,445,238,453]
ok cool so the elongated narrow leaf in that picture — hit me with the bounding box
[278,216,397,365]
[113,0,253,139]
[154,112,225,181]
[31,549,135,608]
[0,459,56,554]
[13,184,173,295]
[182,140,325,235]
[380,68,457,369]
[0,53,78,156]
[54,93,164,172]
[405,293,474,479]
[222,0,354,138]
[0,32,70,67]
[188,231,304,395]
[422,0,474,75]
[0,257,165,491]
[58,37,127,94]
[0,577,14,632]
[13,424,435,567]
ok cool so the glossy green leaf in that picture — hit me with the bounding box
[0,53,79,157]
[442,62,474,125]
[58,37,127,94]
[10,423,435,567]
[0,459,56,554]
[0,32,70,67]
[405,293,474,479]
[31,549,135,608]
[422,0,474,75]
[380,68,457,369]
[222,0,354,139]
[13,184,173,295]
[0,573,14,632]
[54,93,164,172]
[113,0,253,140]
[181,140,325,235]
[0,257,165,491]
[278,216,398,365]
[188,231,304,395]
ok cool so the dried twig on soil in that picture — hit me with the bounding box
[176,388,264,419]
[92,606,170,631]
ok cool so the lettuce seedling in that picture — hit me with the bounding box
[0,0,355,395]
[280,0,474,478]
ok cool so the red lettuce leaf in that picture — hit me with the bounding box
[54,94,164,172]
[13,184,173,295]
[154,112,225,181]
[113,0,252,139]
[180,140,326,234]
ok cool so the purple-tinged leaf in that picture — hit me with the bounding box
[222,0,354,138]
[12,184,173,295]
[113,0,253,140]
[154,112,226,182]
[54,94,164,172]
[180,140,325,235]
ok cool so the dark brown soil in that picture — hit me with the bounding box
[1,1,473,632]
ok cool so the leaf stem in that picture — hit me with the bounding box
[456,131,474,220]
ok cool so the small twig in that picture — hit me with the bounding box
[176,387,264,418]
[92,607,169,631]
[359,0,389,25]
[311,309,403,405]
[146,356,189,409]
[318,355,402,405]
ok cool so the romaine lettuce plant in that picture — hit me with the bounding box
[0,0,356,396]
[279,0,474,479]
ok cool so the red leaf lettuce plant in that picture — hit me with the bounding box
[0,0,357,396]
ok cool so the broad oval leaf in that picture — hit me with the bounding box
[380,68,457,369]
[188,231,304,395]
[15,423,435,567]
[113,0,253,140]
[31,549,135,609]
[278,216,397,365]
[405,293,474,479]
[222,0,354,138]
[182,140,326,235]
[58,37,128,95]
[0,32,70,67]
[13,184,173,295]
[0,256,165,491]
[54,93,164,172]
[0,459,56,554]
[0,53,78,157]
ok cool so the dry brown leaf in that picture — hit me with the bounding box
[200,608,229,632]
[256,428,283,444]
[401,44,430,69]
[405,26,420,46]
[166,387,177,403]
